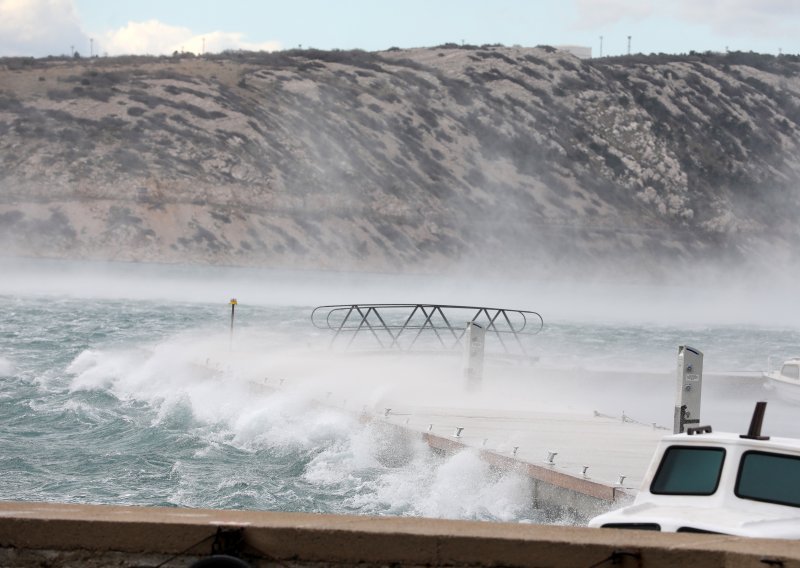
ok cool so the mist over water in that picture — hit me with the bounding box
[2,258,800,524]
[3,255,800,327]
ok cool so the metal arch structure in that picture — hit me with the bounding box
[311,304,543,356]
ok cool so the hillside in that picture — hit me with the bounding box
[1,46,800,278]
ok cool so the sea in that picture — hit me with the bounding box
[2,258,800,525]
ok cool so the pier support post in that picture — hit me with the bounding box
[463,321,485,390]
[673,345,703,433]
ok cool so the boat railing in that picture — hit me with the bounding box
[310,303,543,356]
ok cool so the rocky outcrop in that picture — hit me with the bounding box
[1,47,799,277]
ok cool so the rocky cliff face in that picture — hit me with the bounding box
[1,46,799,278]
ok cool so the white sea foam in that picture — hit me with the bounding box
[231,395,357,451]
[0,356,14,376]
[67,349,140,391]
[299,417,535,521]
[63,333,539,522]
[337,446,534,521]
[67,333,249,422]
[65,334,355,450]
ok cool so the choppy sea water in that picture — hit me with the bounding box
[3,262,800,524]
[0,296,544,521]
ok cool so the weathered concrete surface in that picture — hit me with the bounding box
[1,501,799,567]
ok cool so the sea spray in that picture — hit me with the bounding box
[3,294,800,523]
[339,445,536,521]
[0,356,14,377]
[61,337,543,521]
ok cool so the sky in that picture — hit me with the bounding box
[1,0,800,59]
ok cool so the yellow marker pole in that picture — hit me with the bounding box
[229,298,238,350]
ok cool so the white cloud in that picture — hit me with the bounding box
[0,0,280,58]
[0,0,88,56]
[574,0,800,40]
[668,0,800,39]
[102,19,281,56]
[573,0,656,29]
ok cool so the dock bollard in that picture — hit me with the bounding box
[546,451,557,464]
[453,427,464,438]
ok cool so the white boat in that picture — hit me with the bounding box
[589,403,800,537]
[763,358,800,403]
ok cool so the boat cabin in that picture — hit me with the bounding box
[590,404,800,537]
[779,359,800,381]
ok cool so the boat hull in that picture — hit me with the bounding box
[764,371,800,403]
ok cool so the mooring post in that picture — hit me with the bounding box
[463,321,485,390]
[673,345,703,433]
[229,298,238,351]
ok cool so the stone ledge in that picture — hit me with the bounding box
[0,501,798,567]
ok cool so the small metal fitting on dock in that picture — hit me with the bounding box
[453,427,464,438]
[546,451,557,464]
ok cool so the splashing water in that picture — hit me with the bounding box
[0,296,542,521]
[2,293,799,524]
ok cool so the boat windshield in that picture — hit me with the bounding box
[780,364,800,380]
[650,446,725,495]
[736,451,800,507]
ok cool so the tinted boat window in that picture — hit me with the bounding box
[736,451,800,507]
[650,446,725,495]
[781,364,800,380]
[677,527,726,534]
[601,523,660,531]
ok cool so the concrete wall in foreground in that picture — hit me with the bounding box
[1,501,799,567]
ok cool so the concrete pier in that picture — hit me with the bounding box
[369,408,664,519]
[0,501,798,567]
[379,406,662,504]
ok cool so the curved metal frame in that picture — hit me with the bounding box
[311,304,543,355]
